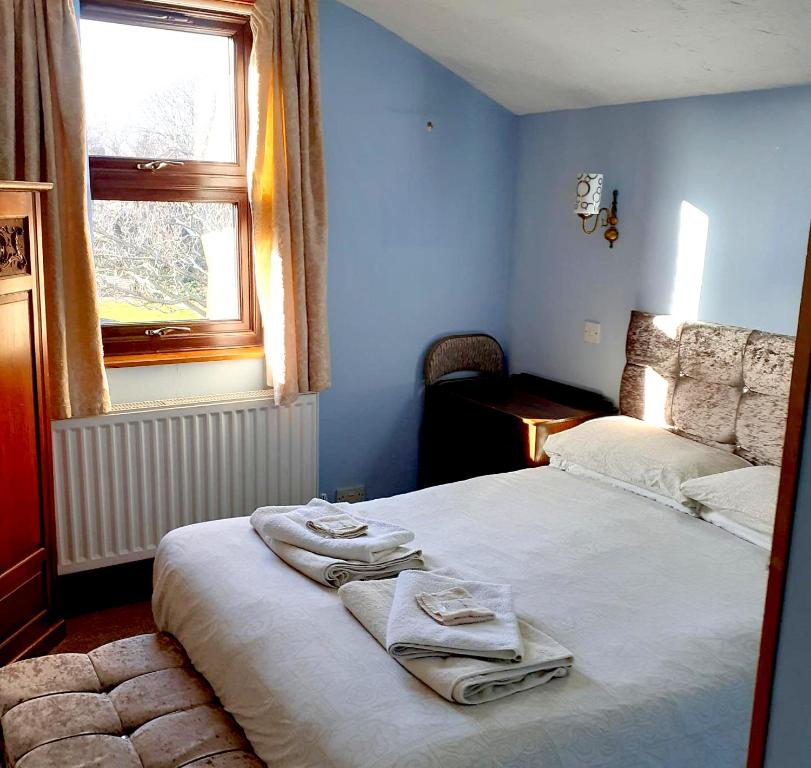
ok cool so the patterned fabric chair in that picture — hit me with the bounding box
[0,633,265,768]
[423,333,505,386]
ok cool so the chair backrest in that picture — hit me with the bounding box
[423,333,505,386]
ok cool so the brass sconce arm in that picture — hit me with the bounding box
[580,207,608,235]
[578,189,619,248]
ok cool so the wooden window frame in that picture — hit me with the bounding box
[81,0,261,363]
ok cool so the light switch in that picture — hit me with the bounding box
[584,321,601,344]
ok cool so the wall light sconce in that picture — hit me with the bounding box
[575,173,619,248]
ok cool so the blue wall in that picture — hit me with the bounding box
[318,0,518,500]
[83,0,810,510]
[508,86,811,403]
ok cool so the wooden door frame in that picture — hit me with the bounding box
[747,223,811,766]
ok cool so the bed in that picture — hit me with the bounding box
[152,311,794,768]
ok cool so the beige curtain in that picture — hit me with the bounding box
[249,0,330,405]
[0,0,110,420]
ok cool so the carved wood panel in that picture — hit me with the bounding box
[0,218,30,277]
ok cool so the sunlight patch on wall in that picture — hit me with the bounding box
[671,201,709,320]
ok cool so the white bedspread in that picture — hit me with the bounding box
[153,467,768,768]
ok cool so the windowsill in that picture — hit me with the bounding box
[104,346,265,368]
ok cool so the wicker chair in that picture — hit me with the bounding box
[422,333,505,386]
[419,334,506,488]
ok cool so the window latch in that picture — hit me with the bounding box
[136,160,185,171]
[145,326,192,337]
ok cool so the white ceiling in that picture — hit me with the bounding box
[337,0,811,114]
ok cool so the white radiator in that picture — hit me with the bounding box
[52,391,318,574]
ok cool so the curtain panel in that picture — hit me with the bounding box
[0,0,110,420]
[249,0,330,405]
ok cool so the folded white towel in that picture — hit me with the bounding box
[416,587,496,625]
[339,575,573,705]
[252,499,415,563]
[306,513,368,539]
[386,570,523,662]
[262,536,425,588]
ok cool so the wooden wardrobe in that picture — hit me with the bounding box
[0,181,64,664]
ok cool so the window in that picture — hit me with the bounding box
[80,0,260,360]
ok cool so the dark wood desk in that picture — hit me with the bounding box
[419,373,616,488]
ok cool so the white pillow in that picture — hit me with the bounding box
[680,465,780,549]
[543,415,752,510]
[549,457,697,516]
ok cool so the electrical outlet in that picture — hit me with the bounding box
[336,485,366,504]
[584,320,601,344]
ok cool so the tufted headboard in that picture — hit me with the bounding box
[619,311,795,466]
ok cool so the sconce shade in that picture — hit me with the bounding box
[575,173,603,216]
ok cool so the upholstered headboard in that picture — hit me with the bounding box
[619,311,795,466]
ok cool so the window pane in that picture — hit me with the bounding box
[81,19,236,162]
[92,201,241,324]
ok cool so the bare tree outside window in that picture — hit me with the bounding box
[92,199,238,324]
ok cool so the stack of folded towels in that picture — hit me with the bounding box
[339,568,574,705]
[250,498,425,588]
